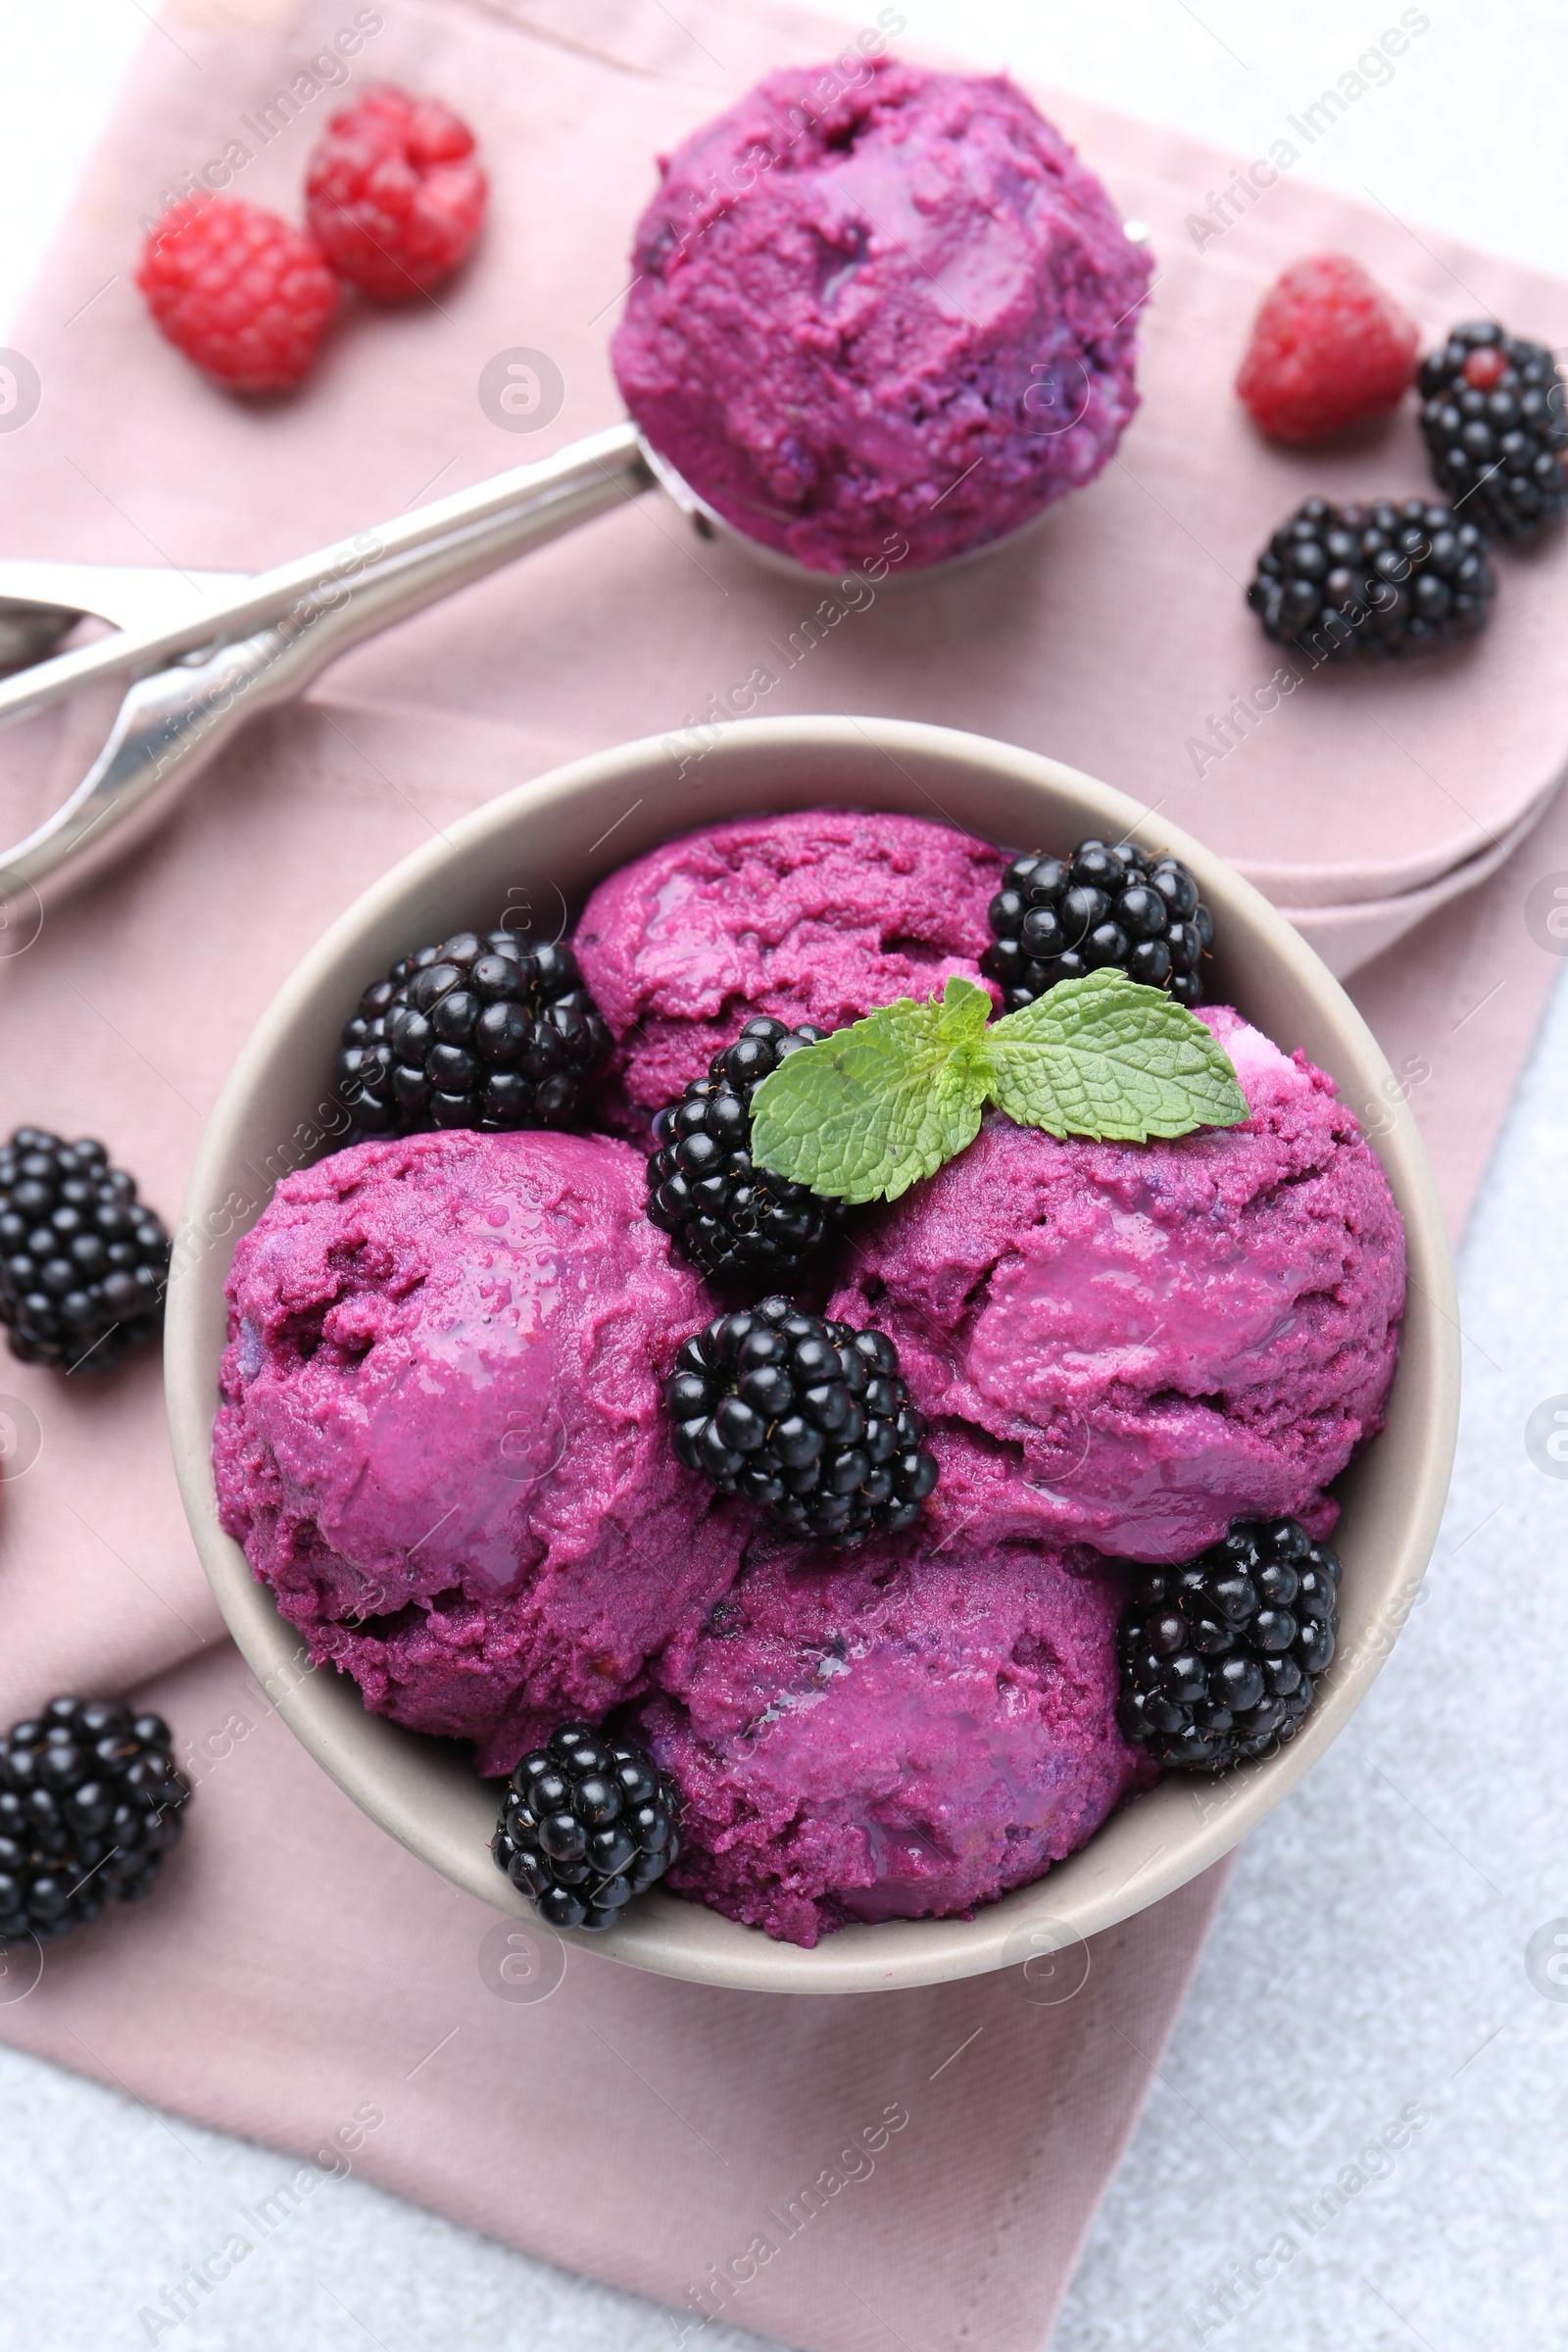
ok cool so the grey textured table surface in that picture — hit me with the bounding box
[2,3,1565,2346]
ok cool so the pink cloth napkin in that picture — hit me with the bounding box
[0,3,1565,2346]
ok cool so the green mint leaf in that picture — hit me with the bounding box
[979,969,1250,1142]
[750,975,991,1203]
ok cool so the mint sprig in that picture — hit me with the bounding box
[749,971,1249,1203]
[744,976,991,1206]
[984,972,1250,1141]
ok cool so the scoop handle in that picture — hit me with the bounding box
[0,422,652,735]
[0,424,655,906]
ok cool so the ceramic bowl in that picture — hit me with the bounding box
[165,715,1459,1994]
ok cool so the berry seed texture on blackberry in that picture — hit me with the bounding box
[0,1698,190,1948]
[665,1298,940,1547]
[1418,320,1568,542]
[647,1016,838,1291]
[1116,1520,1342,1772]
[0,1130,171,1372]
[1248,497,1495,664]
[492,1723,679,1933]
[982,837,1213,1011]
[336,930,611,1136]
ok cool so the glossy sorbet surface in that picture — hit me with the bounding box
[213,1129,743,1773]
[829,1008,1406,1562]
[612,59,1153,569]
[633,1531,1152,1945]
[574,807,1004,1121]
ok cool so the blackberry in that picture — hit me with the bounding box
[0,1697,189,1947]
[491,1722,679,1932]
[982,839,1212,1013]
[0,1129,170,1373]
[648,1017,838,1289]
[666,1297,938,1546]
[1116,1518,1341,1771]
[336,930,611,1136]
[1418,320,1568,542]
[1248,495,1495,663]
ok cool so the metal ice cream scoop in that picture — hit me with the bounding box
[0,373,1103,908]
[0,423,662,909]
[0,208,1155,908]
[0,422,1036,908]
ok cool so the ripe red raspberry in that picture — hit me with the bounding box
[306,84,486,301]
[1237,253,1420,444]
[136,199,339,392]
